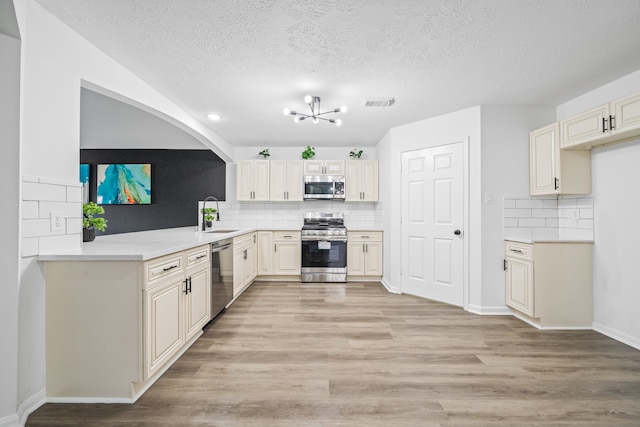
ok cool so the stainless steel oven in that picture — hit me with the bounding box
[301,212,347,282]
[303,175,345,201]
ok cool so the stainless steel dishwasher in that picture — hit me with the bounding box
[210,238,234,320]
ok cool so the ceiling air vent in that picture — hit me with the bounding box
[363,97,396,108]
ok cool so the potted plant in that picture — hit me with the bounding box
[258,149,270,158]
[82,201,107,242]
[301,145,316,159]
[201,207,217,228]
[349,148,363,159]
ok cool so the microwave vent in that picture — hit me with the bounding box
[363,97,396,108]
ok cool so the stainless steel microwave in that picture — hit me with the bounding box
[303,175,345,200]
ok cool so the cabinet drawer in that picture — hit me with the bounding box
[505,241,533,261]
[274,231,300,241]
[185,245,209,269]
[348,231,383,242]
[145,254,184,287]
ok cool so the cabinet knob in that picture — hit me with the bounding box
[454,230,462,235]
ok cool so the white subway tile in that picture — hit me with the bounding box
[39,234,81,253]
[580,208,594,219]
[66,218,83,233]
[557,198,577,208]
[531,209,558,218]
[38,176,81,187]
[546,218,559,228]
[543,199,558,209]
[23,182,67,202]
[22,201,39,219]
[503,199,516,209]
[39,201,81,219]
[559,218,578,229]
[519,218,546,227]
[503,218,519,228]
[22,219,46,238]
[504,208,531,218]
[67,186,82,202]
[22,175,39,183]
[516,199,544,209]
[21,237,39,258]
[575,197,594,208]
[578,219,594,230]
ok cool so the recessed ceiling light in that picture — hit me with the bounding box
[207,113,221,121]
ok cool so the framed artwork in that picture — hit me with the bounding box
[80,163,90,204]
[96,164,152,205]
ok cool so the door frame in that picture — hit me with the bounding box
[400,138,470,310]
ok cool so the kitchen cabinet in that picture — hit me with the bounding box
[45,244,211,402]
[237,160,270,201]
[345,160,379,201]
[504,240,592,329]
[270,160,303,201]
[560,90,640,149]
[303,160,345,175]
[233,232,257,298]
[529,123,591,195]
[257,231,301,276]
[347,231,383,277]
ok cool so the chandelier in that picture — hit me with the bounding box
[283,95,347,126]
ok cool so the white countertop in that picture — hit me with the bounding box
[504,236,594,244]
[38,227,257,262]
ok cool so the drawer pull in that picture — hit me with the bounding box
[195,254,207,259]
[163,265,178,272]
[510,249,524,254]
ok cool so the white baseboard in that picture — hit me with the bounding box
[17,388,45,426]
[466,304,511,315]
[0,413,20,427]
[593,321,640,350]
[380,278,400,294]
[46,396,133,404]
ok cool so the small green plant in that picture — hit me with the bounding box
[258,149,270,158]
[82,202,107,232]
[201,207,217,223]
[349,148,363,159]
[301,145,316,159]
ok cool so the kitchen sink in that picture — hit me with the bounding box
[205,229,238,233]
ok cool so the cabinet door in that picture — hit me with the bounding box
[364,241,383,276]
[243,234,257,284]
[505,258,535,317]
[560,104,609,148]
[185,266,210,341]
[256,231,274,275]
[530,123,560,195]
[612,91,640,135]
[361,160,379,201]
[253,160,271,201]
[285,160,304,201]
[303,160,324,175]
[347,242,365,275]
[345,161,362,201]
[274,241,301,275]
[269,160,288,201]
[144,277,185,380]
[325,160,345,175]
[233,248,245,298]
[236,160,254,201]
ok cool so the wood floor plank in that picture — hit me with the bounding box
[27,281,640,426]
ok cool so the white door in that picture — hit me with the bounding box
[401,143,464,306]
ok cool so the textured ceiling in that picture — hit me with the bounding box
[37,0,640,148]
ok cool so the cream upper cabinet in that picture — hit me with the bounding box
[345,160,379,201]
[237,160,270,201]
[270,160,303,201]
[561,90,640,149]
[256,231,301,276]
[303,160,345,175]
[504,240,593,328]
[347,231,383,277]
[529,123,591,196]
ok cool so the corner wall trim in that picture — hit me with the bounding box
[18,388,46,426]
[0,414,20,427]
[593,321,640,351]
[380,278,400,294]
[466,304,511,315]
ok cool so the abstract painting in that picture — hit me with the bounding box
[80,163,90,204]
[96,164,151,205]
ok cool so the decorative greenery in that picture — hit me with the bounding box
[349,148,363,159]
[258,149,270,158]
[201,207,218,223]
[82,202,108,232]
[301,145,316,159]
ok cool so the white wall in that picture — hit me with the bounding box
[9,0,235,424]
[557,69,640,348]
[479,106,556,312]
[0,26,21,427]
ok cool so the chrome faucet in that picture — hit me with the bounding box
[201,195,220,231]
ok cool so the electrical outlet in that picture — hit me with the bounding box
[50,211,64,232]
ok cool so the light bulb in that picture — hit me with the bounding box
[340,106,347,113]
[313,117,319,124]
[335,119,342,126]
[207,113,221,121]
[283,108,290,116]
[304,95,313,104]
[294,116,301,123]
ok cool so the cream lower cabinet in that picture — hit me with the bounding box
[257,231,301,277]
[45,245,211,402]
[347,231,383,278]
[504,240,592,329]
[529,123,591,195]
[233,232,257,298]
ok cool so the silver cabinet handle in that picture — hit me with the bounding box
[163,264,178,272]
[510,248,524,253]
[274,244,277,252]
[362,244,365,253]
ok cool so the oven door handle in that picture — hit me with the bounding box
[301,236,347,242]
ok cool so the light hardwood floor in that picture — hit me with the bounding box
[28,281,640,426]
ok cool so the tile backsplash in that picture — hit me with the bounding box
[199,201,382,230]
[504,195,594,241]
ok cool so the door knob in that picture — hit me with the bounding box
[454,230,462,235]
